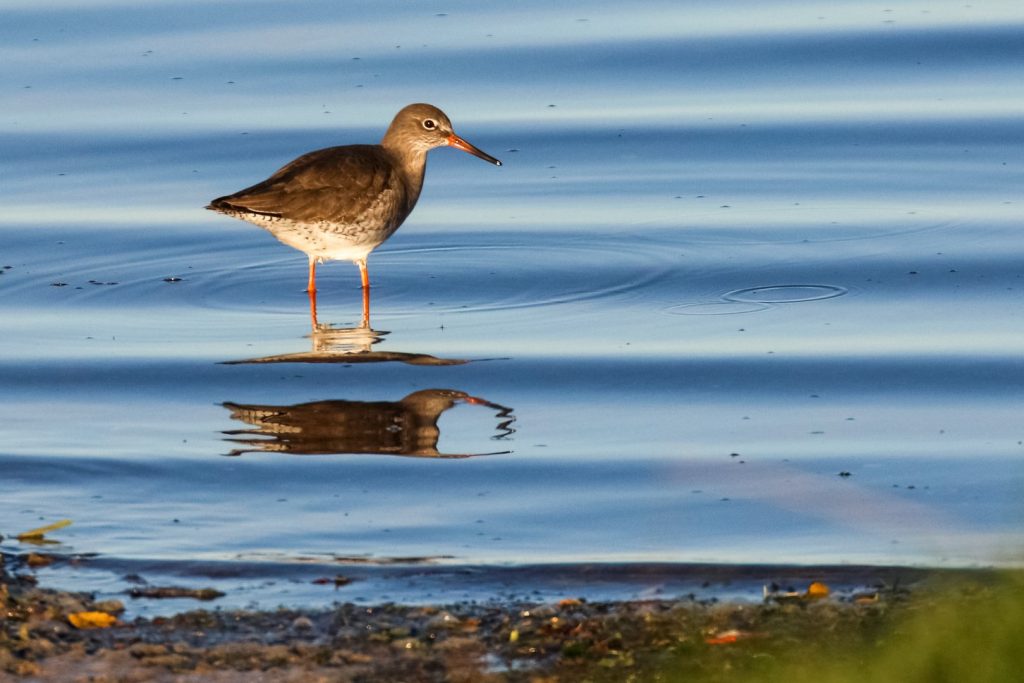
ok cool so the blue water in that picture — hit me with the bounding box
[2,0,1023,614]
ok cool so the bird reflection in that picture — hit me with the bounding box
[222,390,515,458]
[309,287,366,333]
[224,293,468,366]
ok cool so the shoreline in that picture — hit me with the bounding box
[3,551,1017,681]
[7,548,967,618]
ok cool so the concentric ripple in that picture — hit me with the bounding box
[664,301,771,316]
[724,284,848,304]
[376,239,676,314]
[665,284,847,317]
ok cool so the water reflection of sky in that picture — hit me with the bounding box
[5,2,1023,133]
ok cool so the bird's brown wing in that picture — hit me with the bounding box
[207,145,406,224]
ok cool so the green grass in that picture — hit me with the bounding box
[655,571,1024,683]
[783,573,1024,683]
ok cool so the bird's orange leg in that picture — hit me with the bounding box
[308,287,319,329]
[357,259,370,326]
[357,259,370,290]
[306,257,318,294]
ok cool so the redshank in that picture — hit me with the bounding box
[206,103,501,317]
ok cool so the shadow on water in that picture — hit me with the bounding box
[222,320,471,366]
[222,389,515,458]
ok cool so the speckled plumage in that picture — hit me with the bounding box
[207,103,500,295]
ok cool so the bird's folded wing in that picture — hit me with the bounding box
[209,145,403,224]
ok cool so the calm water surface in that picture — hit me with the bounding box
[2,0,1023,614]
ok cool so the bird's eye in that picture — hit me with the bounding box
[422,119,437,130]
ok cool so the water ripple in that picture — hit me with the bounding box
[666,284,847,316]
[724,284,848,304]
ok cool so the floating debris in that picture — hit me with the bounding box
[16,519,71,542]
[128,586,225,601]
[24,553,54,568]
[312,575,353,587]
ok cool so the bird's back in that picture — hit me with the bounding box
[207,144,416,229]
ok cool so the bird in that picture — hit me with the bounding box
[206,103,501,318]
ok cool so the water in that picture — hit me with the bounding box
[2,0,1023,615]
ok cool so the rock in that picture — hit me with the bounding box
[291,615,315,632]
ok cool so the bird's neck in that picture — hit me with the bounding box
[381,138,428,204]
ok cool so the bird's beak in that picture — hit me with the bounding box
[447,134,502,166]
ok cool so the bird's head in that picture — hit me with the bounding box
[383,103,502,166]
